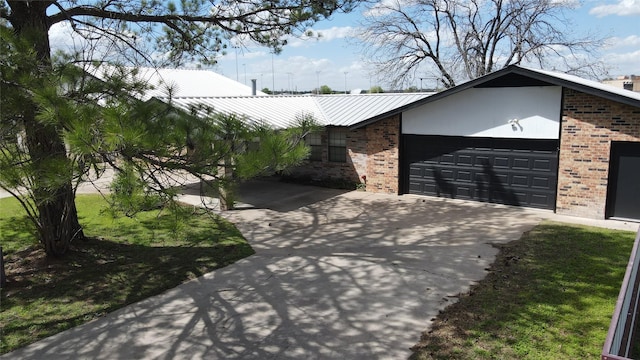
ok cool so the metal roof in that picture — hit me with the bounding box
[314,93,432,126]
[515,66,640,106]
[168,95,324,129]
[162,93,433,128]
[88,65,265,100]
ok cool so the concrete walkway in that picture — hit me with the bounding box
[2,180,637,359]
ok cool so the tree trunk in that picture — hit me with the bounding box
[9,1,85,257]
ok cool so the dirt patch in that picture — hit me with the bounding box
[410,241,523,359]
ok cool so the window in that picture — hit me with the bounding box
[305,132,323,161]
[328,128,347,162]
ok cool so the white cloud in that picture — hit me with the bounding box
[49,22,88,53]
[590,0,640,17]
[604,35,640,48]
[48,21,150,65]
[285,26,358,48]
[602,49,640,74]
[315,26,358,42]
[364,0,414,17]
[256,56,373,91]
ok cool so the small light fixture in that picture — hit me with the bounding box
[508,118,522,131]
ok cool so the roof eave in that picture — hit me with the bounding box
[509,66,640,108]
[350,65,640,130]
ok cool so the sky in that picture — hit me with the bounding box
[211,0,640,93]
[49,0,639,93]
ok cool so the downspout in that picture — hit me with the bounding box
[398,112,404,195]
[554,87,565,214]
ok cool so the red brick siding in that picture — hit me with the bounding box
[365,115,400,194]
[557,89,640,218]
[289,127,366,183]
[288,116,401,193]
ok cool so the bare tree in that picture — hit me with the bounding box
[356,0,606,89]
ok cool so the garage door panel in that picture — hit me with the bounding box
[511,175,530,187]
[512,158,531,169]
[457,170,473,182]
[491,173,508,183]
[457,154,473,166]
[403,135,558,210]
[440,169,454,179]
[494,157,510,168]
[531,176,552,189]
[474,155,490,166]
[533,158,552,171]
[456,186,473,199]
[440,154,455,164]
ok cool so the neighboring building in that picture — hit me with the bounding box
[160,65,640,222]
[603,75,640,93]
[89,65,265,100]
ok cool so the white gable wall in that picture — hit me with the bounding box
[403,86,562,139]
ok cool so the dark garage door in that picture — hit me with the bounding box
[402,135,559,209]
[607,142,640,220]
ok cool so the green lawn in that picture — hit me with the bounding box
[411,222,637,359]
[0,194,254,354]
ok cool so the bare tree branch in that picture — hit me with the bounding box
[356,0,607,89]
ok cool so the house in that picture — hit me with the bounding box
[88,65,266,100]
[161,65,640,222]
[350,65,640,221]
[164,92,432,190]
[603,75,640,93]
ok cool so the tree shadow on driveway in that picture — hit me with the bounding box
[3,181,543,359]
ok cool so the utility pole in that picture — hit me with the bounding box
[344,72,348,94]
[234,45,239,82]
[271,53,275,92]
[287,72,293,93]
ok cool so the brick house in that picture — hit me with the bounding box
[168,93,430,194]
[167,65,640,221]
[345,65,640,221]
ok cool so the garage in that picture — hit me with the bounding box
[402,135,558,210]
[346,65,640,220]
[606,142,640,220]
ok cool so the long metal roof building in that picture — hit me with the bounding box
[164,92,434,129]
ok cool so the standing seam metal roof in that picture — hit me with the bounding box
[161,93,433,129]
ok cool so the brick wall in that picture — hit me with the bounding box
[288,116,401,193]
[365,115,400,194]
[289,127,366,184]
[557,88,640,218]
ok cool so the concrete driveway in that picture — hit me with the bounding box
[3,180,545,359]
